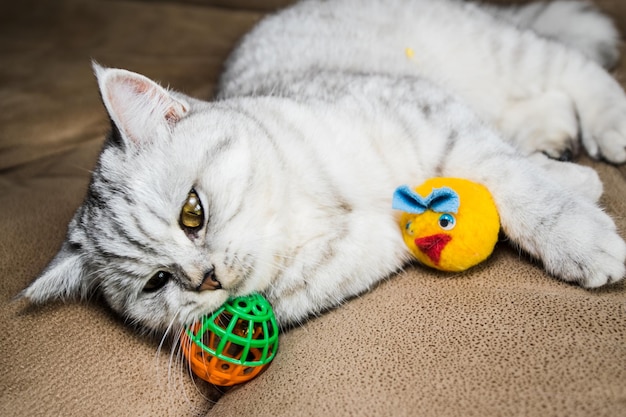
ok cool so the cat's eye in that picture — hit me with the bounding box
[180,189,204,231]
[143,271,172,293]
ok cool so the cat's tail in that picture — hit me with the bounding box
[481,0,621,69]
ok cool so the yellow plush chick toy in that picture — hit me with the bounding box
[392,178,500,272]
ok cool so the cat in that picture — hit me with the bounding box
[23,0,626,332]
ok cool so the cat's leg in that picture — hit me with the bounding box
[498,90,580,160]
[480,0,620,69]
[459,2,626,163]
[487,27,626,163]
[385,71,624,286]
[556,56,626,163]
[527,153,603,202]
[437,127,625,287]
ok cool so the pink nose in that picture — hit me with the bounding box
[415,234,452,266]
[197,268,222,291]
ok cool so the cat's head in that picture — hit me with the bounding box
[22,64,284,332]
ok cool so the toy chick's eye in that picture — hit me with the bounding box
[180,189,204,232]
[438,213,456,231]
[405,221,414,235]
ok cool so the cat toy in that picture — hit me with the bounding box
[181,293,279,387]
[392,178,500,272]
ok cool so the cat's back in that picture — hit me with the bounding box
[217,0,497,99]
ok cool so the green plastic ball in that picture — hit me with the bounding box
[182,293,279,386]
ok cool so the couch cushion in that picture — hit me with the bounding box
[1,0,625,416]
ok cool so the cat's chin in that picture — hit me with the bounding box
[180,290,231,327]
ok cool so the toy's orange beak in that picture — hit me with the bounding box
[415,234,452,266]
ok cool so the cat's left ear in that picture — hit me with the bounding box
[20,241,89,304]
[93,62,189,148]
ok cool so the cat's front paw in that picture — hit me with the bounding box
[543,204,626,288]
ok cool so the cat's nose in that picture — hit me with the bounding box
[196,267,221,291]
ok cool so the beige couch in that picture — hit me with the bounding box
[1,1,625,416]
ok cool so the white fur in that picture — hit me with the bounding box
[24,0,626,331]
[220,0,626,162]
[486,0,621,68]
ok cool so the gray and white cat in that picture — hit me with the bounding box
[23,0,626,331]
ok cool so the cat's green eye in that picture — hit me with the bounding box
[180,189,204,231]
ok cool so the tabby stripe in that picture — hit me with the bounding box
[94,244,145,264]
[170,264,195,291]
[221,197,245,227]
[147,206,170,227]
[254,100,353,215]
[99,260,144,278]
[86,223,151,264]
[85,185,109,211]
[111,215,160,257]
[395,108,427,171]
[536,198,576,234]
[529,3,551,26]
[269,245,303,287]
[510,37,527,69]
[278,281,308,300]
[434,129,459,177]
[94,172,130,199]
[299,223,350,283]
[202,135,235,167]
[225,103,290,174]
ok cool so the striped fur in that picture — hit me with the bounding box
[25,0,626,332]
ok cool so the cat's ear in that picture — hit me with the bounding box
[93,62,189,147]
[20,241,88,304]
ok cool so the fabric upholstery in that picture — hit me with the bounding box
[1,1,625,416]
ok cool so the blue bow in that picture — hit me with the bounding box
[392,185,460,214]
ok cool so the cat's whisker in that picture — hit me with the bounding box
[151,308,184,410]
[158,316,206,413]
[158,309,181,373]
[172,316,223,407]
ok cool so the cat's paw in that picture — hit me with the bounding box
[582,112,626,164]
[542,202,626,288]
[569,63,626,164]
